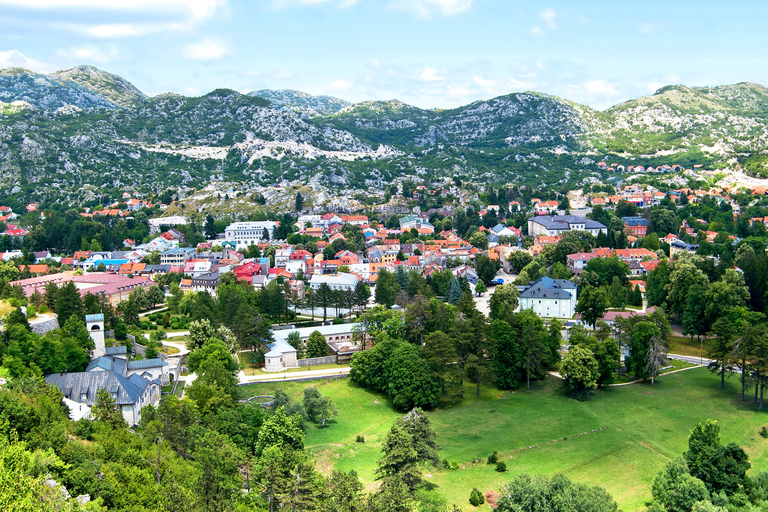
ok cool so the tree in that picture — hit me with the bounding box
[651,459,710,512]
[682,284,708,340]
[286,331,305,359]
[376,422,421,489]
[55,281,83,327]
[684,419,751,496]
[520,320,547,390]
[422,330,459,398]
[489,283,519,321]
[608,276,626,309]
[387,344,441,410]
[474,281,487,296]
[375,269,399,308]
[445,277,462,305]
[303,387,337,426]
[495,473,618,512]
[468,231,489,250]
[646,259,670,307]
[256,406,305,455]
[561,345,600,400]
[709,315,738,389]
[475,253,499,284]
[575,286,607,328]
[295,191,304,211]
[470,488,485,506]
[666,261,709,318]
[91,388,127,429]
[306,330,328,359]
[490,320,522,389]
[194,429,244,512]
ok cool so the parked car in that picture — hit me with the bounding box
[490,278,504,285]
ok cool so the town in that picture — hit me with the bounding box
[3,165,768,510]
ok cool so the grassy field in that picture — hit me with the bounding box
[668,335,715,358]
[240,368,768,512]
[0,300,14,318]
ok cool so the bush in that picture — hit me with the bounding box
[487,451,498,464]
[469,488,485,507]
[496,461,507,473]
[761,426,768,439]
[139,321,150,330]
[355,435,365,443]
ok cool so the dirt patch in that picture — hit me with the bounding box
[312,449,337,475]
[485,491,501,508]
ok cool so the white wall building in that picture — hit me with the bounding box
[224,221,278,250]
[517,276,578,318]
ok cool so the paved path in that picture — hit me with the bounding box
[239,366,351,383]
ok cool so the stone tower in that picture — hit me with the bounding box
[85,313,105,359]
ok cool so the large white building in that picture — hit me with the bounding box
[309,272,359,292]
[517,276,578,318]
[528,215,607,237]
[224,221,278,250]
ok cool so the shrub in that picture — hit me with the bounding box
[487,451,498,464]
[761,426,768,439]
[496,461,507,473]
[469,488,485,507]
[355,435,365,443]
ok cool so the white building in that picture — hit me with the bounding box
[517,276,577,318]
[224,221,278,250]
[528,215,607,237]
[148,216,188,235]
[309,272,359,292]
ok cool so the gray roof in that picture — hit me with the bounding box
[86,356,127,375]
[530,215,606,231]
[127,358,168,370]
[45,371,150,406]
[622,217,648,226]
[105,346,128,356]
[143,264,172,273]
[519,276,576,299]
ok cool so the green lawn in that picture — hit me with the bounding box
[240,369,768,511]
[668,335,715,358]
[173,381,186,397]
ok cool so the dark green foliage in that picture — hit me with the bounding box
[487,451,498,464]
[496,461,507,472]
[469,487,485,506]
[495,473,617,512]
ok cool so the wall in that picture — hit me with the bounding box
[298,355,337,366]
[29,318,60,336]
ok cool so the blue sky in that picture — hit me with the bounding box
[1,0,766,110]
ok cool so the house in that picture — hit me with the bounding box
[147,216,188,235]
[10,273,153,307]
[517,276,577,318]
[533,201,559,214]
[188,272,222,294]
[223,221,278,249]
[46,370,160,426]
[669,240,699,257]
[399,215,435,233]
[622,217,648,236]
[528,215,607,237]
[160,247,196,266]
[309,272,359,292]
[566,252,598,271]
[451,264,479,285]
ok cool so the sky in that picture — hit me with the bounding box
[1,0,767,110]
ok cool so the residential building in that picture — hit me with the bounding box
[399,215,435,233]
[160,247,196,266]
[622,217,648,236]
[223,221,278,249]
[309,272,359,292]
[528,215,607,237]
[517,276,577,318]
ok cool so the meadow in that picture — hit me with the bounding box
[240,368,768,511]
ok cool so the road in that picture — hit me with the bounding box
[667,353,713,366]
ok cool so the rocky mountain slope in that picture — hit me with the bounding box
[249,89,351,117]
[1,66,767,208]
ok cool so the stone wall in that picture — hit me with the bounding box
[298,355,337,367]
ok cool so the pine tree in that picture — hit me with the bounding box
[295,191,304,212]
[446,277,462,305]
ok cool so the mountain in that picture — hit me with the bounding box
[0,67,119,111]
[249,89,352,117]
[53,66,147,108]
[1,65,768,208]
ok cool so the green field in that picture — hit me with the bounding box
[240,369,768,511]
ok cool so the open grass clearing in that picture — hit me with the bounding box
[668,335,715,358]
[241,368,768,512]
[173,381,186,397]
[0,300,15,318]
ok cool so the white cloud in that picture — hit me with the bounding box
[272,68,295,80]
[269,0,356,8]
[473,76,494,87]
[0,0,225,38]
[0,49,56,72]
[419,66,444,82]
[541,8,557,29]
[327,79,352,93]
[389,0,474,17]
[183,39,231,61]
[637,21,665,35]
[55,45,119,64]
[529,26,543,36]
[368,59,382,68]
